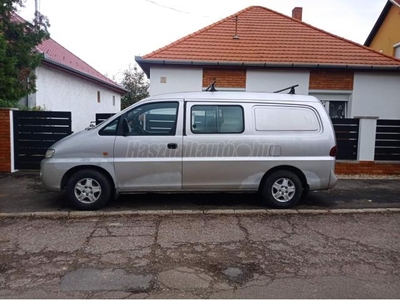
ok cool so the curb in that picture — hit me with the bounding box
[0,208,399,219]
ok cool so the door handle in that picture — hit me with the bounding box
[167,143,178,149]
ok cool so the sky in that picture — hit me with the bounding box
[18,0,388,82]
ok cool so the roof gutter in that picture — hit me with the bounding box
[135,56,400,78]
[41,56,128,94]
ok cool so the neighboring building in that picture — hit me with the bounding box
[136,6,400,120]
[32,39,126,131]
[15,15,126,132]
[365,0,400,58]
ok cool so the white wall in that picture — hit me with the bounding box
[352,72,400,119]
[150,66,203,96]
[246,70,310,95]
[35,66,121,132]
[147,67,400,120]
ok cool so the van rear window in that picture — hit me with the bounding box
[254,106,319,131]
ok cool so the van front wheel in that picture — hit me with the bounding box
[66,169,112,210]
[262,170,302,208]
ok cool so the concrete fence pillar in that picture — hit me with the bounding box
[354,116,379,161]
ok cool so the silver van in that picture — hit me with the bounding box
[41,92,338,210]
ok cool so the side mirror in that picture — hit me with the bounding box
[122,118,131,136]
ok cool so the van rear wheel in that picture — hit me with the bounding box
[262,170,302,208]
[66,169,112,210]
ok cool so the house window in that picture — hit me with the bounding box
[394,43,400,59]
[318,100,347,119]
[329,101,346,119]
[113,96,115,106]
[309,92,351,119]
[97,91,101,103]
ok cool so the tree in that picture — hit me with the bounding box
[0,0,49,107]
[120,65,149,109]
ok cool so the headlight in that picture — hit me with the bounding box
[45,149,55,158]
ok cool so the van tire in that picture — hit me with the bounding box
[301,185,309,201]
[261,170,302,208]
[66,169,112,210]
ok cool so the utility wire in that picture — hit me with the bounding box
[143,0,210,18]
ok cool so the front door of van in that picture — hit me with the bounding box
[113,101,183,191]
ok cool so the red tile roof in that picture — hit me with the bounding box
[13,13,125,94]
[141,6,400,68]
[38,39,125,93]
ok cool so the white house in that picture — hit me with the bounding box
[134,6,400,172]
[136,6,400,121]
[23,32,126,132]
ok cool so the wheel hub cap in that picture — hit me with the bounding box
[271,178,296,203]
[74,178,102,204]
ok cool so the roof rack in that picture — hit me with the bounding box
[206,80,217,92]
[274,84,299,94]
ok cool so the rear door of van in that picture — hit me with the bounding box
[183,101,253,190]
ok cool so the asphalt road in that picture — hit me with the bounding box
[0,212,399,298]
[1,172,399,298]
[0,172,399,213]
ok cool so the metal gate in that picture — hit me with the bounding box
[375,119,400,161]
[13,111,72,170]
[332,118,359,160]
[96,113,115,125]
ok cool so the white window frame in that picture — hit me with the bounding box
[309,90,352,119]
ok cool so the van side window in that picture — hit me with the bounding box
[99,118,120,136]
[191,105,244,134]
[125,102,179,136]
[254,106,319,131]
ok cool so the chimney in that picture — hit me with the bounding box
[292,7,303,21]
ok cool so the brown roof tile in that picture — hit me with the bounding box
[143,6,400,67]
[38,39,124,90]
[12,14,125,93]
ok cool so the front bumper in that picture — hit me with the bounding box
[40,159,64,191]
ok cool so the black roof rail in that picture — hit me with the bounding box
[206,80,217,92]
[274,84,299,94]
